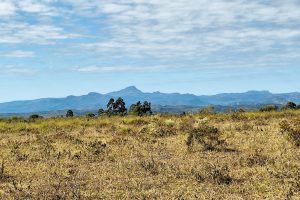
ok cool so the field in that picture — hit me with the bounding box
[0,112,299,199]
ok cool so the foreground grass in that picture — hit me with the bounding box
[0,112,299,199]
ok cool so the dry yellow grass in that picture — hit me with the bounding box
[0,112,299,199]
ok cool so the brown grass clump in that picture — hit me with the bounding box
[0,112,300,199]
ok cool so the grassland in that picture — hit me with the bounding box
[0,111,300,199]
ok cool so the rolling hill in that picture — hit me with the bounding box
[1,86,300,114]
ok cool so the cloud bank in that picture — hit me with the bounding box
[1,0,300,72]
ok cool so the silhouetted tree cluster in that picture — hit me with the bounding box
[64,97,152,117]
[282,101,297,110]
[259,101,300,112]
[106,97,127,115]
[129,101,152,116]
[66,110,74,118]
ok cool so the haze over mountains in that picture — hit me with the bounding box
[1,86,300,114]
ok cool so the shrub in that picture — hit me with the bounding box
[287,128,300,147]
[279,120,291,133]
[8,117,26,123]
[282,102,297,110]
[29,114,43,120]
[186,125,225,151]
[87,141,107,155]
[98,109,105,116]
[86,113,95,118]
[66,110,74,118]
[230,112,247,121]
[29,114,43,121]
[0,160,10,182]
[279,120,300,147]
[140,158,160,175]
[156,121,177,137]
[245,149,269,167]
[192,164,233,185]
[259,105,278,112]
[129,101,152,116]
[205,164,233,185]
[199,105,215,115]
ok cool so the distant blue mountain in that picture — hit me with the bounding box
[1,86,300,114]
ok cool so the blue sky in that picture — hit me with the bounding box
[1,0,300,102]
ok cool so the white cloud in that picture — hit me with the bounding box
[0,1,16,16]
[1,66,37,75]
[74,65,174,73]
[17,0,56,15]
[1,0,300,72]
[101,3,131,14]
[0,50,35,58]
[65,0,300,63]
[0,23,78,44]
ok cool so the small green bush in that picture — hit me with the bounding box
[259,105,278,112]
[186,125,225,151]
[287,129,300,147]
[205,164,233,185]
[87,141,107,155]
[279,120,300,147]
[29,114,43,120]
[86,113,96,118]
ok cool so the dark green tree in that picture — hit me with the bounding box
[141,101,152,115]
[66,110,74,118]
[105,97,127,115]
[283,102,297,110]
[114,97,127,115]
[129,101,142,115]
[129,101,152,116]
[106,98,115,115]
[98,108,105,116]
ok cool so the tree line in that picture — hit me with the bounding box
[259,101,300,112]
[65,97,152,118]
[25,100,300,120]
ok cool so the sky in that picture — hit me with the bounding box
[0,0,300,103]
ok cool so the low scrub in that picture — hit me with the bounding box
[186,125,226,151]
[279,120,300,147]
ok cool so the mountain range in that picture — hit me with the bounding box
[1,86,300,114]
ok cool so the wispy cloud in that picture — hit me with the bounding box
[73,65,174,73]
[1,0,300,72]
[1,66,37,76]
[64,0,300,67]
[0,23,79,44]
[17,0,57,16]
[0,50,35,58]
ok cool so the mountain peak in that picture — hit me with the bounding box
[107,86,143,96]
[122,86,141,92]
